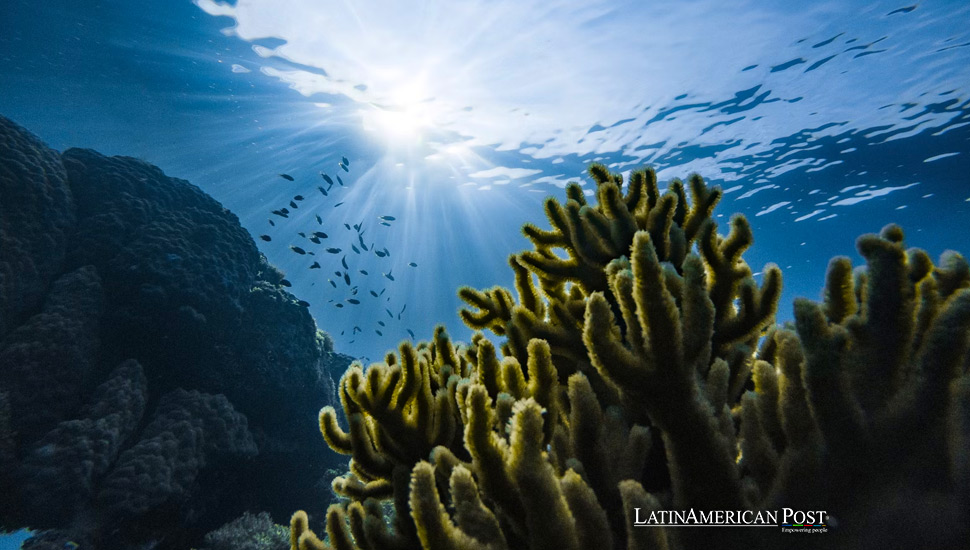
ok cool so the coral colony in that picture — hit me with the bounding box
[0,116,351,548]
[291,164,970,550]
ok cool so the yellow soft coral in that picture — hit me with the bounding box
[292,167,970,550]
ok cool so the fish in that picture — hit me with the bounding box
[341,256,348,269]
[347,298,360,305]
[281,208,290,214]
[315,214,323,224]
[326,248,341,254]
[360,242,369,251]
[279,173,295,181]
[384,270,395,281]
[294,195,304,201]
[380,222,391,227]
[290,246,307,255]
[268,219,275,226]
[379,215,396,221]
[350,286,358,294]
[378,320,385,327]
[334,202,344,208]
[310,261,321,269]
[379,288,386,296]
[280,279,292,287]
[321,173,333,185]
[328,279,337,288]
[313,231,328,239]
[399,304,407,315]
[271,210,288,218]
[386,308,393,318]
[298,232,306,238]
[351,244,360,254]
[340,163,349,173]
[376,329,383,336]
[341,156,349,166]
[408,262,417,267]
[289,201,298,209]
[309,236,321,244]
[344,223,351,231]
[383,247,390,257]
[344,272,351,286]
[297,300,310,307]
[259,235,272,242]
[353,326,361,334]
[340,330,344,335]
[407,329,415,339]
[359,269,369,275]
[370,290,379,297]
[335,303,344,308]
[308,251,315,255]
[317,186,328,196]
[353,222,361,231]
[375,250,387,258]
[336,175,345,186]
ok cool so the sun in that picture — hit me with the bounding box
[360,79,437,144]
[366,105,428,140]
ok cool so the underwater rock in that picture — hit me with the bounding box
[97,389,257,520]
[0,115,352,549]
[200,511,289,550]
[16,360,147,526]
[0,115,75,338]
[0,265,104,442]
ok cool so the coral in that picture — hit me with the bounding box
[745,224,970,548]
[20,530,85,550]
[0,116,350,548]
[0,265,104,441]
[98,389,257,520]
[201,512,290,550]
[15,360,147,527]
[0,390,13,478]
[294,164,969,550]
[0,115,75,338]
[459,165,778,414]
[58,146,351,521]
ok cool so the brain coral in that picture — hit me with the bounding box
[0,265,104,441]
[0,115,351,548]
[0,115,75,337]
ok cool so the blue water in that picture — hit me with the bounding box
[1,0,967,361]
[0,530,30,550]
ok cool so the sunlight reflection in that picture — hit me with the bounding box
[196,0,970,186]
[361,104,429,142]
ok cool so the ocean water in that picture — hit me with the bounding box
[2,2,970,548]
[1,0,967,362]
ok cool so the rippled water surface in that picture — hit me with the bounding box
[1,0,968,358]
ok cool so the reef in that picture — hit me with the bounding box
[0,115,351,549]
[292,164,970,550]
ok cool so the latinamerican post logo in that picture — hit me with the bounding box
[633,508,829,534]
